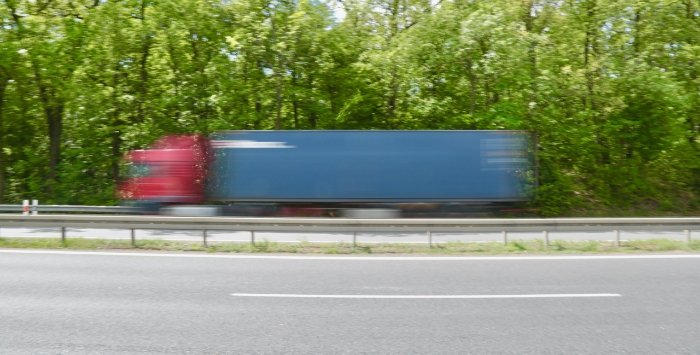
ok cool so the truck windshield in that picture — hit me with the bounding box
[127,163,151,178]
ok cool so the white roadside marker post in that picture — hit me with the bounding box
[685,230,691,245]
[32,200,38,215]
[502,231,508,246]
[428,231,432,248]
[22,200,29,216]
[614,230,620,248]
[543,230,549,248]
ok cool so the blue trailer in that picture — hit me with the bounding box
[208,130,533,206]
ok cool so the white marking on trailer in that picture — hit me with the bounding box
[211,140,295,148]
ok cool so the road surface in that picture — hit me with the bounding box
[1,250,699,354]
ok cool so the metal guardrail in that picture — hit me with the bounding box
[0,214,697,247]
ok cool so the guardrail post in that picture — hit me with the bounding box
[61,227,66,244]
[543,230,549,248]
[130,228,136,246]
[251,231,255,246]
[22,200,29,216]
[428,231,432,248]
[32,200,38,215]
[203,229,208,247]
[685,230,691,245]
[353,231,357,248]
[502,231,507,246]
[614,230,620,248]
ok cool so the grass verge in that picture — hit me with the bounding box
[1,237,699,255]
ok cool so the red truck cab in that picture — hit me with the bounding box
[117,135,209,211]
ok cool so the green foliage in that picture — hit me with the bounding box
[0,0,698,213]
[534,159,579,216]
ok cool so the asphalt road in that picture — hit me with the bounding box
[1,227,696,244]
[1,250,699,354]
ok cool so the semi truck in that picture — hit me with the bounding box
[117,130,534,217]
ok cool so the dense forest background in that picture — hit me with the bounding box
[1,0,700,215]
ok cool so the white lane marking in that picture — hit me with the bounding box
[231,293,621,299]
[1,249,700,260]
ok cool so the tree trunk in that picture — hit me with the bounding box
[0,78,7,203]
[27,47,64,195]
[111,88,122,182]
[137,0,150,124]
[34,75,64,193]
[523,0,538,127]
[534,128,539,190]
[292,71,298,128]
[584,0,605,165]
[275,74,282,130]
[45,102,64,189]
[111,126,122,182]
[293,100,298,128]
[529,40,537,113]
[110,65,122,182]
[634,8,641,54]
[465,54,476,121]
[387,67,399,123]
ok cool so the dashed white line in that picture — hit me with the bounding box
[1,249,700,260]
[231,293,622,299]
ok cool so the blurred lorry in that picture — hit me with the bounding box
[117,130,533,217]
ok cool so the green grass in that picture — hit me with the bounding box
[1,237,699,255]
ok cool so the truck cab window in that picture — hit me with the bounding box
[128,163,151,178]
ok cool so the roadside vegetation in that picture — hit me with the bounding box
[2,0,700,216]
[1,238,699,255]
